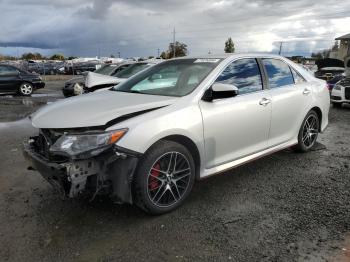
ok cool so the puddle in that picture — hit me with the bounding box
[0,92,62,99]
[0,94,62,122]
[0,118,33,130]
[31,93,62,98]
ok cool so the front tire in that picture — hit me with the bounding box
[133,140,196,215]
[19,82,33,96]
[293,110,320,152]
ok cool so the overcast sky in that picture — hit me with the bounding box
[0,0,349,58]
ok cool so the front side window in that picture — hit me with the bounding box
[112,59,220,97]
[262,59,294,88]
[215,58,263,95]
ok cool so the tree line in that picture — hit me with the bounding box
[0,53,76,61]
[1,37,237,61]
[1,39,341,62]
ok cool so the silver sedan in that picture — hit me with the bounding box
[24,54,330,215]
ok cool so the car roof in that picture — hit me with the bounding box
[174,53,288,60]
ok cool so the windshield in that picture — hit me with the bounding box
[113,63,151,78]
[94,64,119,75]
[111,58,220,97]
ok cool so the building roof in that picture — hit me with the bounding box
[335,33,350,40]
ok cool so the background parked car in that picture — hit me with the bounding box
[314,58,345,90]
[331,55,350,107]
[85,60,161,93]
[62,63,133,97]
[0,64,45,96]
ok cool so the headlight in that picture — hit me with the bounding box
[50,129,127,157]
[333,84,342,91]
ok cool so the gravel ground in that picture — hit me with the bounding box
[0,81,349,262]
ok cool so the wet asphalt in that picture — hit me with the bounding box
[0,80,349,262]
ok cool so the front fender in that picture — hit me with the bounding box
[109,103,205,166]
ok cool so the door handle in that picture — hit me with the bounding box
[259,98,271,106]
[303,88,311,95]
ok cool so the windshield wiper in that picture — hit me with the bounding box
[112,89,144,94]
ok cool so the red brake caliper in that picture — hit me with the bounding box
[149,163,161,191]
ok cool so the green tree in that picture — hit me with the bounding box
[21,52,45,60]
[161,41,188,59]
[224,37,235,53]
[311,49,331,60]
[160,51,167,59]
[50,54,65,60]
[169,41,187,58]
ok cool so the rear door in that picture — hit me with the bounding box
[199,58,272,169]
[261,58,312,147]
[0,65,20,93]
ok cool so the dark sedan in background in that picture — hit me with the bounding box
[0,64,45,96]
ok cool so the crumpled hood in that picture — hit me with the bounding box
[31,91,177,129]
[66,76,85,84]
[85,72,125,88]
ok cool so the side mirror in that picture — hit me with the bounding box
[203,83,239,102]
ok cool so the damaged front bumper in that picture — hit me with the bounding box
[23,138,140,204]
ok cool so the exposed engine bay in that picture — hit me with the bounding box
[23,128,139,203]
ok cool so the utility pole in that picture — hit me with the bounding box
[278,42,283,55]
[173,27,176,58]
[118,52,120,58]
[157,48,160,57]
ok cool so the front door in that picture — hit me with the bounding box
[0,65,19,93]
[199,58,271,169]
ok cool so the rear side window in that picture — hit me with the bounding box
[262,59,294,88]
[215,58,263,95]
[290,67,306,84]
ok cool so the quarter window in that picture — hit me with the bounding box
[215,58,263,95]
[291,68,306,84]
[262,59,294,88]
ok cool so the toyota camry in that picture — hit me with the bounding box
[23,54,330,215]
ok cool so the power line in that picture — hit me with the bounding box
[173,27,176,58]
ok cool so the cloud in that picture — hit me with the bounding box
[0,0,349,57]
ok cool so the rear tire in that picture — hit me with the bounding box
[332,102,342,108]
[18,82,33,96]
[133,140,195,215]
[293,110,319,152]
